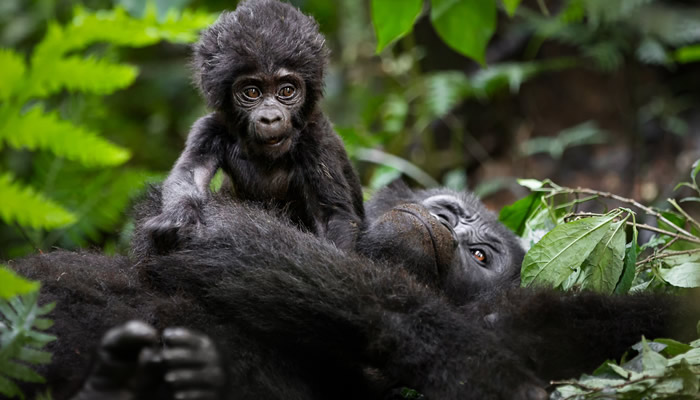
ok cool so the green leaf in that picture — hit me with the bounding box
[26,56,138,99]
[0,173,77,229]
[517,178,544,190]
[430,0,497,65]
[521,213,618,288]
[677,45,700,63]
[499,191,544,236]
[0,106,131,167]
[641,337,668,372]
[0,267,39,300]
[0,375,22,399]
[654,339,693,357]
[0,49,26,101]
[614,234,638,294]
[691,158,700,186]
[502,0,521,17]
[577,220,626,293]
[372,0,423,53]
[659,262,700,288]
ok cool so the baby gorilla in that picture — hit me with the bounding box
[145,0,363,251]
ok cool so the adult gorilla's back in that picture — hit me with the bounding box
[10,188,693,400]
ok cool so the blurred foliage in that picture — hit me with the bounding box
[1,0,700,263]
[0,273,55,400]
[0,2,214,258]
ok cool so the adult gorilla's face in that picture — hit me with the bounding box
[361,182,524,304]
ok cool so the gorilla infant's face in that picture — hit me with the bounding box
[362,183,524,303]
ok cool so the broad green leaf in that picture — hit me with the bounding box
[520,205,556,252]
[0,267,39,300]
[372,0,423,53]
[641,338,668,372]
[501,0,520,16]
[0,49,26,101]
[521,213,618,288]
[430,0,497,65]
[659,262,700,288]
[654,339,693,357]
[577,220,626,293]
[0,173,77,229]
[0,106,131,167]
[614,234,638,294]
[499,191,543,236]
[668,348,700,366]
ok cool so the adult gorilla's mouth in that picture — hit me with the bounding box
[391,203,457,277]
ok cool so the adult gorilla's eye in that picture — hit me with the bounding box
[243,87,261,99]
[278,85,295,98]
[471,249,486,262]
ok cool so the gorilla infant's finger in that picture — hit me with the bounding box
[101,320,158,360]
[165,368,225,389]
[161,348,209,367]
[163,327,213,349]
[174,389,219,400]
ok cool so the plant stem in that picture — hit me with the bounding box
[557,187,696,238]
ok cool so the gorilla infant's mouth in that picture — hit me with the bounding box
[263,135,288,146]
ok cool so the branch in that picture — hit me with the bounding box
[552,187,696,238]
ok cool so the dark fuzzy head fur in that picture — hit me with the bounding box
[193,0,328,116]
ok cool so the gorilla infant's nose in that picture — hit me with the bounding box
[258,110,283,125]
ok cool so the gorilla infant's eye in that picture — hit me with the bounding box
[243,87,261,99]
[471,249,486,262]
[278,86,295,98]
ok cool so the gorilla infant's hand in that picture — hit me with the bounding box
[71,321,159,400]
[160,327,225,400]
[71,321,223,400]
[144,200,204,253]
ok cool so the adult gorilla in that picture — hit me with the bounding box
[10,185,694,400]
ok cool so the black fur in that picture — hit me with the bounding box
[145,0,363,252]
[9,186,697,400]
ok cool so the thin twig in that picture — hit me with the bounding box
[637,248,700,267]
[668,198,700,231]
[552,187,696,238]
[564,212,700,244]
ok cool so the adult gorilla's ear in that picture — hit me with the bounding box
[365,179,417,219]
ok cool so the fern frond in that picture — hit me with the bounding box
[0,106,130,167]
[48,168,155,246]
[425,72,471,118]
[0,173,77,230]
[0,267,39,300]
[32,6,215,65]
[0,290,56,400]
[25,56,138,99]
[0,49,26,102]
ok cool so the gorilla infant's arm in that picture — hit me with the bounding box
[145,0,363,251]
